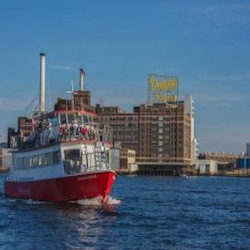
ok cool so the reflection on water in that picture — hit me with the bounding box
[0,189,121,249]
[55,198,121,248]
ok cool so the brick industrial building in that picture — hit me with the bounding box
[94,74,197,175]
[95,96,196,175]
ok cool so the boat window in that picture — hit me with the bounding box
[47,152,53,165]
[44,153,49,165]
[86,152,96,169]
[60,114,67,125]
[12,151,60,170]
[63,149,81,174]
[32,155,38,167]
[64,149,80,161]
[38,154,43,166]
[28,157,32,167]
[67,113,74,124]
[52,151,60,164]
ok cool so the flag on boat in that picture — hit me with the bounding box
[80,68,86,76]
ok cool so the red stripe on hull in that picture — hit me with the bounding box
[4,171,116,202]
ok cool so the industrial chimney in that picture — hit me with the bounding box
[40,53,46,112]
[79,68,85,91]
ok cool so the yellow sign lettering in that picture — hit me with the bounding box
[148,74,178,105]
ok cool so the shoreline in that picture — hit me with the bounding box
[115,170,250,178]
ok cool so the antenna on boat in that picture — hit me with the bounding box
[67,80,75,110]
[47,79,52,111]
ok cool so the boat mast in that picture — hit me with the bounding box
[67,80,75,110]
[40,53,46,112]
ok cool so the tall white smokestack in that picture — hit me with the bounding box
[79,68,85,91]
[40,53,46,112]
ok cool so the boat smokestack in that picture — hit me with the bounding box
[40,53,46,112]
[79,68,85,91]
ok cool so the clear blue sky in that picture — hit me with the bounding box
[0,0,250,153]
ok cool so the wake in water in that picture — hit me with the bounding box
[73,195,121,214]
[6,197,50,205]
[5,195,121,213]
[8,196,121,206]
[73,195,121,206]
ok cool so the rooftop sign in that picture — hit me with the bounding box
[148,74,178,106]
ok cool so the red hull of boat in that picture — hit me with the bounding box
[4,171,116,202]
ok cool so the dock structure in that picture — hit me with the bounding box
[137,162,191,176]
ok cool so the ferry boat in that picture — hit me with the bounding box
[4,53,117,202]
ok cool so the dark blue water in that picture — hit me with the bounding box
[0,174,250,250]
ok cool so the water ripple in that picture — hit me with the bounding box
[1,175,250,249]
